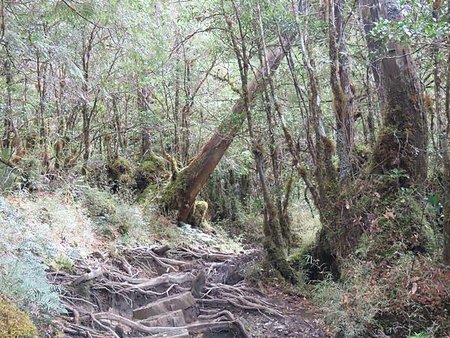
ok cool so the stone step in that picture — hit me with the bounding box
[139,309,186,327]
[140,327,190,338]
[133,291,197,321]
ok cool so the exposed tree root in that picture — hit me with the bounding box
[50,245,290,337]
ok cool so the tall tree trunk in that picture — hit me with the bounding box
[162,34,294,221]
[365,68,377,145]
[329,0,355,181]
[1,0,12,150]
[81,27,96,167]
[36,51,50,171]
[359,0,428,185]
[181,56,192,164]
[442,0,450,265]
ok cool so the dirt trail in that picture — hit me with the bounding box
[48,245,328,337]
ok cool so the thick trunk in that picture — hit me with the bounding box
[162,35,294,221]
[360,0,428,184]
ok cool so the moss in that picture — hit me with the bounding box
[323,136,335,157]
[118,174,132,184]
[159,168,189,211]
[82,187,117,217]
[370,126,400,177]
[0,297,37,337]
[370,94,427,184]
[353,144,371,169]
[298,165,308,177]
[287,243,315,273]
[135,151,168,194]
[187,200,211,231]
[50,254,75,272]
[354,188,437,261]
[107,157,133,183]
[265,239,298,284]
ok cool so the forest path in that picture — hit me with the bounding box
[49,244,328,337]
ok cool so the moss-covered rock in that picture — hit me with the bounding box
[106,157,133,184]
[187,200,212,232]
[0,296,37,337]
[135,151,168,195]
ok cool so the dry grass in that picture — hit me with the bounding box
[7,191,98,258]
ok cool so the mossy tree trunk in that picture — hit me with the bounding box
[442,16,450,265]
[162,33,295,221]
[360,0,428,185]
[443,161,450,265]
[329,0,355,182]
[81,26,96,166]
[295,3,339,251]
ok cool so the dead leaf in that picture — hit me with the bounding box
[411,282,418,295]
[383,211,396,220]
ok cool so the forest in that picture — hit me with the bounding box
[0,0,449,337]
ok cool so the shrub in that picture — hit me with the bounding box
[0,197,64,319]
[312,259,386,337]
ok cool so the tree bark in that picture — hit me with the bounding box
[162,34,294,221]
[329,0,355,182]
[442,0,450,265]
[359,0,428,184]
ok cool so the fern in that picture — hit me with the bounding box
[0,197,64,317]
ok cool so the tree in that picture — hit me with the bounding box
[162,30,295,221]
[359,0,428,185]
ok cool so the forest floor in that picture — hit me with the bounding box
[1,190,330,337]
[48,243,329,337]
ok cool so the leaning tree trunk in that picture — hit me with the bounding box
[162,34,294,221]
[359,0,428,185]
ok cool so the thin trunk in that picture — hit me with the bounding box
[1,0,12,150]
[442,0,450,265]
[294,0,336,209]
[256,10,292,250]
[365,68,376,145]
[36,52,49,171]
[329,0,355,181]
[81,27,96,167]
[174,67,181,158]
[181,54,191,164]
[113,96,123,156]
[245,3,296,283]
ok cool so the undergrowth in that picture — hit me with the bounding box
[0,196,64,324]
[302,176,450,337]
